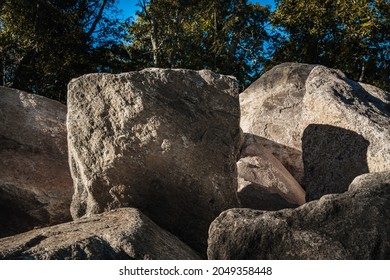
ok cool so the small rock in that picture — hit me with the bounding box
[242,133,304,184]
[237,142,305,210]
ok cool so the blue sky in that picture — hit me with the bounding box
[117,0,276,20]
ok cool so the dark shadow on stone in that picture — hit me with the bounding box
[302,124,369,202]
[238,182,298,211]
[0,184,49,238]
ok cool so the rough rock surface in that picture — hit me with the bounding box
[237,140,305,210]
[237,178,299,211]
[242,133,304,184]
[67,69,240,254]
[240,63,390,200]
[208,178,390,260]
[0,208,200,260]
[0,87,73,238]
[349,171,390,192]
[241,63,315,149]
[302,124,369,201]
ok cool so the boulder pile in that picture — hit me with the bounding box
[1,63,389,259]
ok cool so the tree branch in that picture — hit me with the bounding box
[86,0,108,38]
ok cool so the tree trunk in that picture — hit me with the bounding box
[86,0,108,38]
[359,63,365,82]
[139,0,159,67]
[1,59,5,86]
[150,17,159,67]
[213,4,218,69]
[171,6,182,68]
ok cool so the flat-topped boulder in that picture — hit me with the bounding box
[67,69,240,254]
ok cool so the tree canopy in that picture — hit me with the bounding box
[127,0,271,89]
[0,0,128,102]
[0,0,389,103]
[270,0,390,90]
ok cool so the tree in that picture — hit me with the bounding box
[0,0,128,102]
[126,0,271,89]
[270,0,390,90]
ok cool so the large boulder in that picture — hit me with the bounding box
[0,87,73,238]
[208,174,390,260]
[0,208,200,260]
[241,63,315,150]
[240,63,390,201]
[67,69,240,254]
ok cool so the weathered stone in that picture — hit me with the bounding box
[0,208,200,260]
[237,142,305,210]
[242,133,304,184]
[0,87,73,238]
[67,69,240,254]
[237,178,299,211]
[303,65,390,172]
[208,181,390,260]
[240,63,316,149]
[348,171,390,192]
[302,124,369,201]
[240,63,390,201]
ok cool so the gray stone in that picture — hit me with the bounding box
[348,171,390,192]
[0,208,200,260]
[240,63,390,201]
[240,63,316,149]
[302,124,369,201]
[0,87,73,238]
[208,181,390,260]
[67,69,240,254]
[237,178,299,211]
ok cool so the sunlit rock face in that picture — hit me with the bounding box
[67,69,240,254]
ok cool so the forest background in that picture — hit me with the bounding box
[0,0,388,103]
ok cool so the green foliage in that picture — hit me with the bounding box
[1,0,388,102]
[0,0,128,102]
[270,0,390,91]
[126,0,271,89]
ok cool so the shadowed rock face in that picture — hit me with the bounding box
[0,208,200,260]
[208,174,390,260]
[67,69,240,254]
[302,124,369,201]
[0,87,73,238]
[240,63,390,200]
